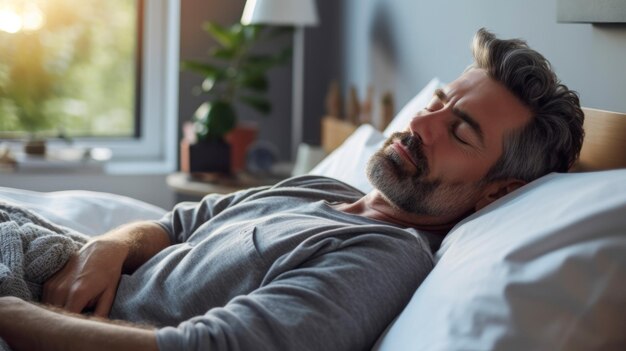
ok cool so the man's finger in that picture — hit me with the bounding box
[41,280,67,307]
[41,254,78,306]
[93,288,116,318]
[41,280,54,304]
[64,287,93,314]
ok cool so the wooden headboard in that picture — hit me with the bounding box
[576,107,626,171]
[322,107,626,171]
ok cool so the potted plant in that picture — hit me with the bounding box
[180,21,291,174]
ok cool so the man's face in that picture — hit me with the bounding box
[367,69,532,218]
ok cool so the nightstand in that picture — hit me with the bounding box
[166,172,287,202]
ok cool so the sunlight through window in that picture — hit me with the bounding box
[0,0,140,139]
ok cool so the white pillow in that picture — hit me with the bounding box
[309,124,385,193]
[310,78,443,191]
[374,170,626,350]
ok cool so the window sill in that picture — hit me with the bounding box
[0,148,175,176]
[105,158,175,175]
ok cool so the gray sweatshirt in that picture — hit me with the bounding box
[109,176,439,351]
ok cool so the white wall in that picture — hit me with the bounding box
[341,0,626,119]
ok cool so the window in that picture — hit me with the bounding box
[0,0,179,173]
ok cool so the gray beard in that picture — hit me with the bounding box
[366,132,484,217]
[366,150,441,215]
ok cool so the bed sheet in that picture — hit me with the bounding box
[0,186,167,236]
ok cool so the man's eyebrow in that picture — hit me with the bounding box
[434,88,448,103]
[434,88,485,146]
[452,107,485,146]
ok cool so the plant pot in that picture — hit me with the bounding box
[24,139,46,156]
[180,139,231,174]
[225,122,258,173]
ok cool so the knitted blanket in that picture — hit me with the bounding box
[0,201,88,300]
[0,202,89,351]
[0,202,88,351]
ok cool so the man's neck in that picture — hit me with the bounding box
[331,191,462,235]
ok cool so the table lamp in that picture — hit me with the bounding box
[241,0,319,160]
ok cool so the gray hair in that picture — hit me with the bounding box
[468,28,585,182]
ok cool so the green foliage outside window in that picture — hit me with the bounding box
[0,0,137,138]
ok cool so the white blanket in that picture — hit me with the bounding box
[0,187,167,236]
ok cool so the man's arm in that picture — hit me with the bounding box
[42,221,170,317]
[0,297,157,351]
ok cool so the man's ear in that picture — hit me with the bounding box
[475,179,526,211]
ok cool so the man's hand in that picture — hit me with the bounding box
[42,221,171,318]
[42,239,128,317]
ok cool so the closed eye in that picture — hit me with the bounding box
[452,107,485,148]
[451,120,470,145]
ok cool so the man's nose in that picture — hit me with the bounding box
[408,110,444,146]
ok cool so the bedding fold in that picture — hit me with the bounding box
[0,202,88,300]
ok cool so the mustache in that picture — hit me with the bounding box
[386,131,428,174]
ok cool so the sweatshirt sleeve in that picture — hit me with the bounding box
[154,232,434,351]
[156,185,270,244]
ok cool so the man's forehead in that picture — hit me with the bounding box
[440,68,532,146]
[443,69,488,95]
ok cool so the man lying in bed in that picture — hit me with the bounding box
[0,28,584,351]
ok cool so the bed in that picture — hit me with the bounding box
[1,79,625,350]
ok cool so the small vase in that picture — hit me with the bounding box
[225,122,258,173]
[24,139,46,156]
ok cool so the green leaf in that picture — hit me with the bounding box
[242,54,278,72]
[240,95,271,115]
[203,22,239,48]
[210,47,238,60]
[242,24,266,42]
[241,48,292,73]
[193,101,237,140]
[181,61,219,77]
[239,73,268,92]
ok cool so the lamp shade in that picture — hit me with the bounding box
[241,0,318,26]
